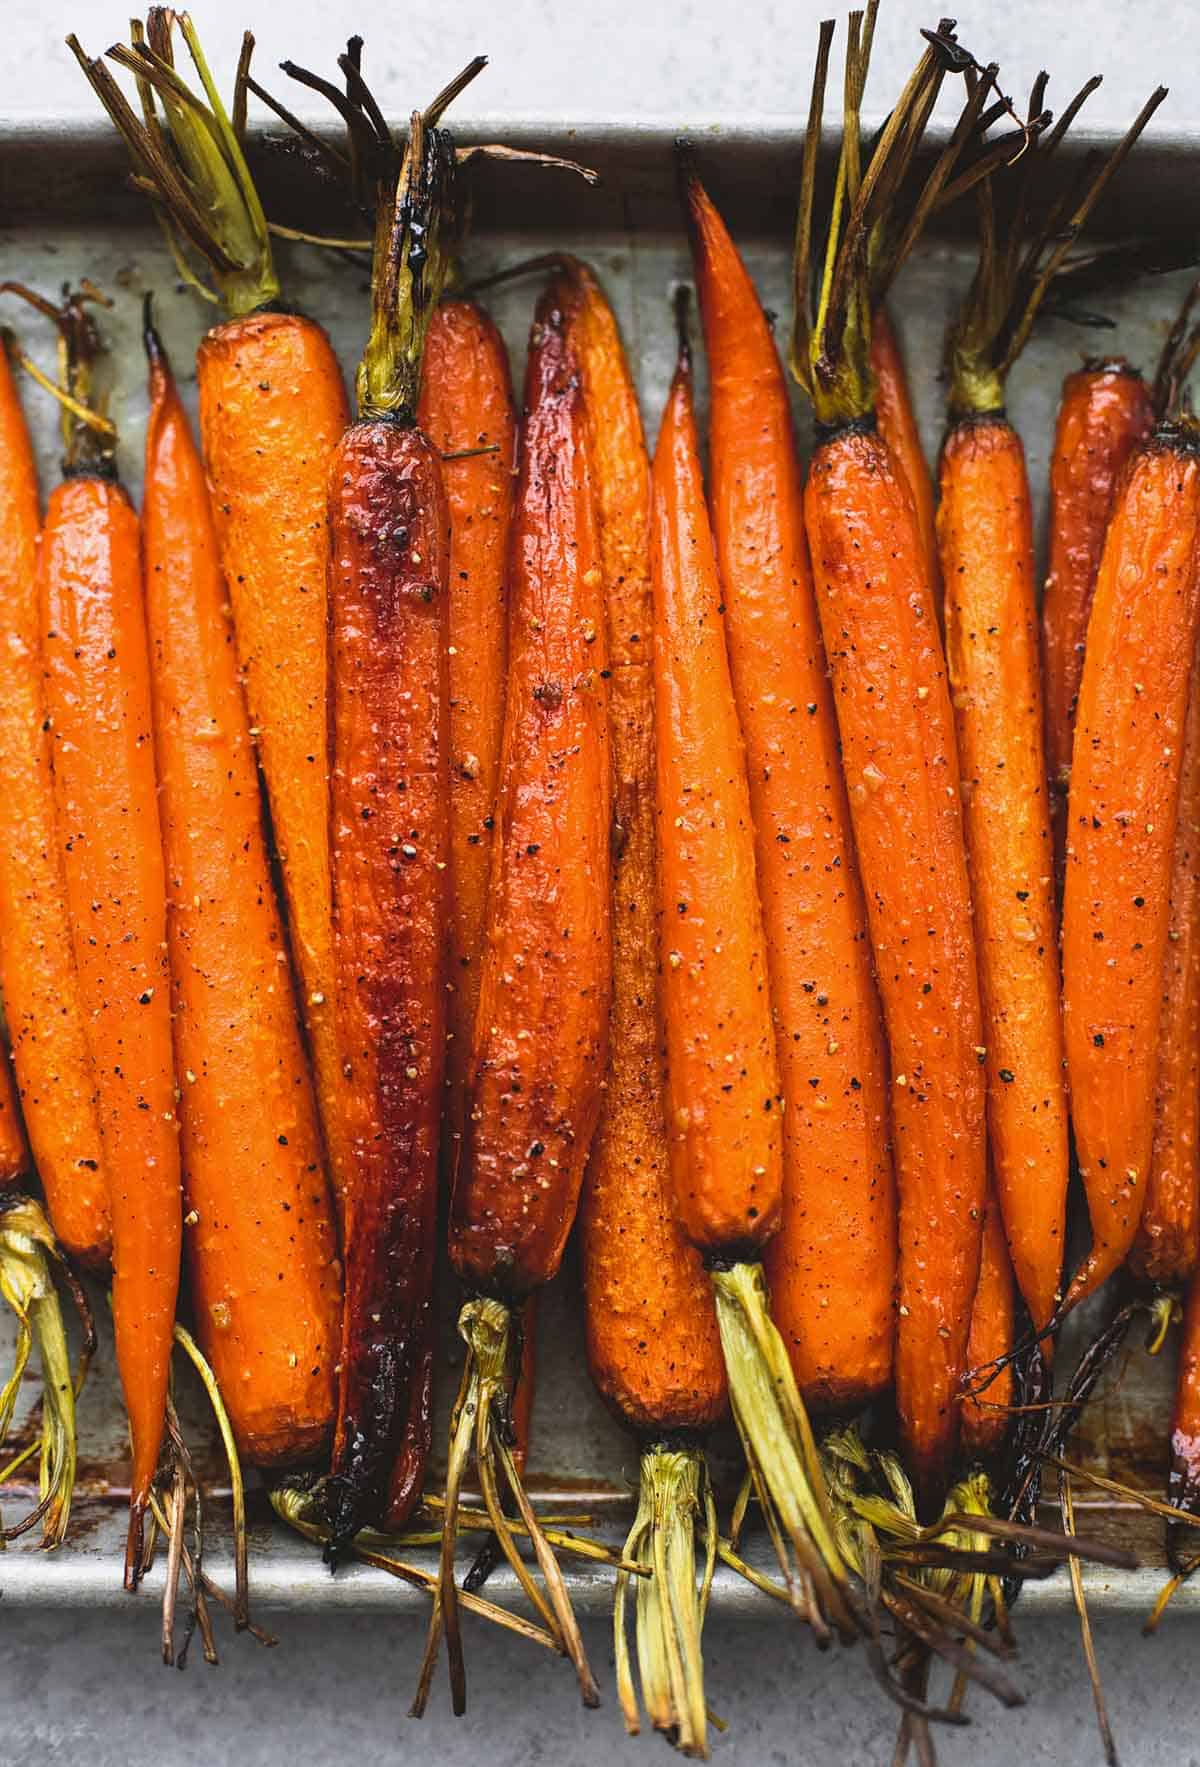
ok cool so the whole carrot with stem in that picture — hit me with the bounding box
[71,12,352,1223]
[792,12,990,1503]
[417,300,516,1186]
[1129,653,1200,1288]
[682,152,895,1416]
[420,272,611,1716]
[142,308,339,1484]
[0,329,107,1263]
[27,287,180,1581]
[654,291,861,1642]
[566,257,727,1756]
[1042,359,1155,886]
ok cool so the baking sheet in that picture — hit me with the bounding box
[0,119,1194,1615]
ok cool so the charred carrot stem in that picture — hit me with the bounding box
[427,275,611,1715]
[0,332,108,1265]
[141,318,339,1474]
[683,158,895,1417]
[1129,653,1200,1288]
[961,1184,1016,1462]
[1062,424,1200,1309]
[72,15,353,1228]
[871,306,941,616]
[29,289,181,1581]
[563,257,727,1754]
[1042,360,1154,888]
[416,299,516,1189]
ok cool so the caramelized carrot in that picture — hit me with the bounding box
[1129,648,1200,1287]
[684,162,894,1412]
[1062,427,1200,1309]
[1042,360,1154,884]
[142,322,338,1473]
[938,416,1068,1339]
[0,340,107,1262]
[0,1048,27,1185]
[73,18,352,1225]
[960,1183,1015,1461]
[38,297,180,1576]
[573,259,725,1752]
[1170,1265,1200,1513]
[871,306,940,613]
[416,299,516,1182]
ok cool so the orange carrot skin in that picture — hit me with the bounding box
[1129,654,1200,1286]
[939,417,1069,1336]
[144,351,339,1468]
[41,470,180,1517]
[687,176,894,1407]
[805,426,987,1498]
[1170,1267,1200,1512]
[1042,362,1154,884]
[416,301,516,1183]
[653,347,784,1260]
[872,307,941,617]
[1062,430,1200,1310]
[197,312,351,1224]
[960,1183,1015,1460]
[325,420,450,1542]
[448,282,612,1299]
[570,263,727,1438]
[0,351,108,1261]
[0,1049,27,1185]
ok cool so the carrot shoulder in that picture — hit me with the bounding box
[686,169,894,1409]
[0,348,107,1259]
[939,416,1068,1336]
[145,338,339,1469]
[40,467,180,1536]
[1062,428,1200,1309]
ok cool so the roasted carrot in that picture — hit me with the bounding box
[307,91,458,1554]
[1169,1266,1200,1514]
[0,1048,27,1186]
[1061,426,1200,1309]
[653,296,859,1642]
[35,291,180,1578]
[792,22,988,1501]
[1130,658,1200,1287]
[417,299,516,1184]
[142,316,338,1473]
[960,1184,1016,1461]
[0,336,107,1263]
[568,257,726,1754]
[427,273,611,1715]
[871,305,940,613]
[1042,359,1154,885]
[683,157,895,1414]
[72,17,353,1226]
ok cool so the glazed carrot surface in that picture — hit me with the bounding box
[448,279,612,1298]
[939,416,1069,1338]
[1129,649,1200,1286]
[1042,361,1155,884]
[805,426,987,1496]
[0,349,107,1261]
[1062,428,1200,1311]
[326,418,451,1540]
[197,311,351,1221]
[144,340,339,1469]
[687,172,894,1408]
[570,261,727,1437]
[872,306,941,613]
[416,299,516,1182]
[960,1181,1015,1461]
[0,1047,27,1185]
[41,466,180,1528]
[652,331,783,1260]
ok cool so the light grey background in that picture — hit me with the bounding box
[2,3,1195,1764]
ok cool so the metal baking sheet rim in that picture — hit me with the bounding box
[0,113,1194,1617]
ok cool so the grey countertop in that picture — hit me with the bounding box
[3,2,1196,1762]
